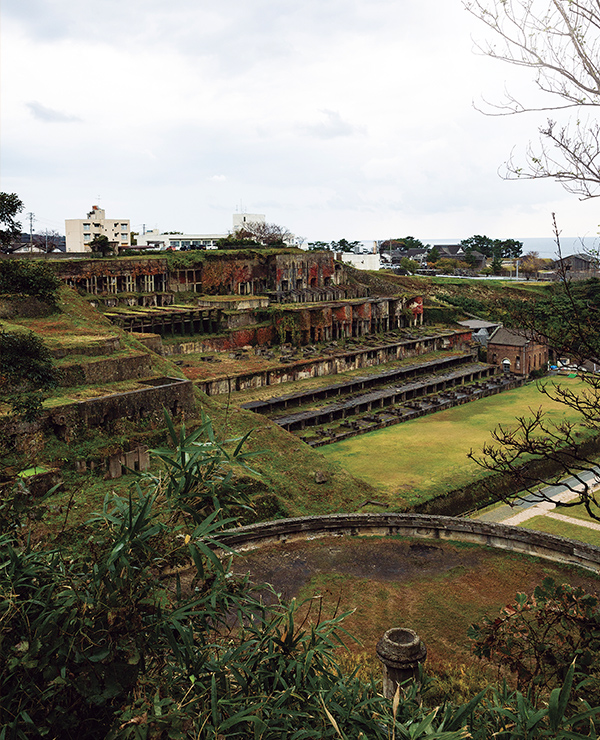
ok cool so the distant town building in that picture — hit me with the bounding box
[552,253,599,275]
[13,233,66,253]
[65,206,130,253]
[457,319,501,346]
[232,213,265,231]
[135,231,222,250]
[337,252,381,271]
[432,245,487,269]
[135,214,271,251]
[487,327,548,376]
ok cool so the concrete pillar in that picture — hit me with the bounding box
[376,628,427,699]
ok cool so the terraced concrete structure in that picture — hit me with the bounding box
[195,328,469,395]
[239,346,524,444]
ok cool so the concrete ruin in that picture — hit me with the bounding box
[52,252,424,350]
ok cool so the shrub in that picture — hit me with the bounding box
[0,331,60,422]
[0,259,61,304]
[469,578,600,696]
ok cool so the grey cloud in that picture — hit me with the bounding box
[303,110,362,139]
[5,0,407,76]
[26,102,81,123]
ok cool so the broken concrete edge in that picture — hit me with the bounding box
[218,513,600,574]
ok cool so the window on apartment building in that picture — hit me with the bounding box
[84,234,91,242]
[120,223,127,229]
[171,241,180,247]
[121,233,127,240]
[83,223,90,228]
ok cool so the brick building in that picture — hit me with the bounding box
[487,327,548,376]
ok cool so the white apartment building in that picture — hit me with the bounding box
[65,206,130,253]
[232,213,265,230]
[135,230,223,250]
[135,213,269,250]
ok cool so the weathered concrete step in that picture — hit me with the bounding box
[273,362,498,431]
[242,350,479,415]
[58,352,153,387]
[199,329,472,396]
[302,375,525,446]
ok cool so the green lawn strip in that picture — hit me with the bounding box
[519,515,600,547]
[321,378,586,506]
[54,349,146,367]
[550,500,600,523]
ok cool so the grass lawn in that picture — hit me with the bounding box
[520,515,600,547]
[321,377,587,508]
[551,500,600,523]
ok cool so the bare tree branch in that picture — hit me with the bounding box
[470,215,600,519]
[465,0,600,197]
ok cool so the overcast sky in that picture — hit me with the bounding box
[2,0,599,249]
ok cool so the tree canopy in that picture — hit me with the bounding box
[460,235,523,259]
[224,221,293,248]
[0,331,59,423]
[89,233,114,257]
[0,192,24,254]
[307,238,361,252]
[379,236,427,253]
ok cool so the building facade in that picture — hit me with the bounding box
[135,230,222,250]
[134,214,269,251]
[487,327,548,376]
[65,206,130,253]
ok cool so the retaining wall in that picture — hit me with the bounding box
[197,330,472,396]
[58,352,152,386]
[219,513,600,574]
[46,376,194,438]
[244,352,480,416]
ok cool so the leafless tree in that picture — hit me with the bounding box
[234,221,294,247]
[469,215,600,519]
[33,229,63,252]
[464,0,600,197]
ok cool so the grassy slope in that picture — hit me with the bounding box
[5,286,375,523]
[199,396,376,516]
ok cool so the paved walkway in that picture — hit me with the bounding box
[474,468,600,533]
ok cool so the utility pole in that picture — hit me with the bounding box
[27,212,35,251]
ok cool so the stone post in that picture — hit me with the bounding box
[376,627,427,699]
